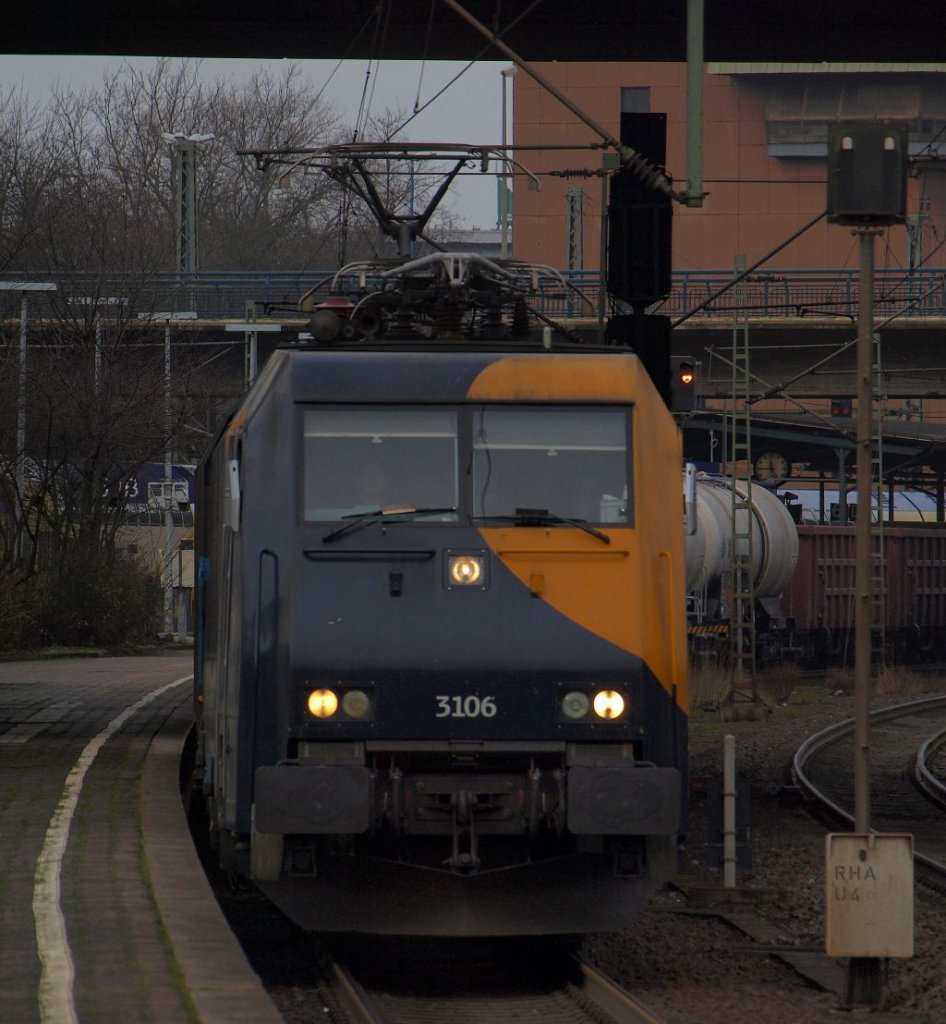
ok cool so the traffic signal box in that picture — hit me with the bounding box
[827,124,907,226]
[607,113,672,305]
[671,359,696,412]
[606,314,696,413]
[831,397,853,419]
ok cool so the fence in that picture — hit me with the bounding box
[1,267,945,323]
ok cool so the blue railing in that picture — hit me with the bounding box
[1,268,945,322]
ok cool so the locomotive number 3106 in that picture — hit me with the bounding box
[435,695,497,718]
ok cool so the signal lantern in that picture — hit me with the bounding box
[670,358,697,412]
[831,397,853,419]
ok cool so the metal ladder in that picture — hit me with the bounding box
[726,255,757,701]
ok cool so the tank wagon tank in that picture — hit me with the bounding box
[193,244,689,935]
[685,474,799,661]
[686,479,946,664]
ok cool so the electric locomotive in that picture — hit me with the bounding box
[194,148,688,936]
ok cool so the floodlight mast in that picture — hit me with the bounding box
[161,132,215,279]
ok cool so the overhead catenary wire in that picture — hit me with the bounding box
[390,0,546,142]
[671,209,828,328]
[440,0,684,201]
[412,0,438,113]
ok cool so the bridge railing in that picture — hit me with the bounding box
[1,268,944,322]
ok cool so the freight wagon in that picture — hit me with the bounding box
[784,525,946,664]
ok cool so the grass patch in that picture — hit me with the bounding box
[689,660,936,719]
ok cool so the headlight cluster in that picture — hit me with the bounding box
[306,687,373,720]
[445,552,487,589]
[561,688,627,722]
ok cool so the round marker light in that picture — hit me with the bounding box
[562,690,590,720]
[592,689,626,720]
[449,555,483,585]
[307,688,339,718]
[342,689,371,719]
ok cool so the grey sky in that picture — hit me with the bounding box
[0,55,508,229]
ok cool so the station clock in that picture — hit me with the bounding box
[753,451,790,485]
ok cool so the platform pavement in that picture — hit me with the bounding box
[0,654,284,1024]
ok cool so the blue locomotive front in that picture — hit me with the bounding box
[195,346,688,934]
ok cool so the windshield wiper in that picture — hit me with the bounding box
[477,507,611,545]
[322,506,456,544]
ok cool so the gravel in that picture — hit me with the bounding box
[582,678,946,1023]
[221,675,946,1023]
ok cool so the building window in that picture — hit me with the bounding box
[621,87,651,114]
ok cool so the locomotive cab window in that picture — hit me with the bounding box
[303,408,459,521]
[471,406,631,525]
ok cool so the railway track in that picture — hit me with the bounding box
[324,938,668,1024]
[792,694,946,872]
[915,721,946,810]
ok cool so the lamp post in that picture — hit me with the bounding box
[137,309,197,634]
[500,66,516,259]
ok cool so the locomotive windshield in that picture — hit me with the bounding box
[303,408,460,520]
[471,406,630,525]
[302,404,630,525]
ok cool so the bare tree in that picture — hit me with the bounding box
[0,60,464,648]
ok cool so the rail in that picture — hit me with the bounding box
[792,694,946,876]
[1,267,945,322]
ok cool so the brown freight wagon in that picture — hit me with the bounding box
[783,526,946,664]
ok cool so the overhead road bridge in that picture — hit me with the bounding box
[3,266,946,399]
[6,1,946,63]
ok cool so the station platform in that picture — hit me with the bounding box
[0,654,283,1024]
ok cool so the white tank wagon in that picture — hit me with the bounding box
[685,473,800,661]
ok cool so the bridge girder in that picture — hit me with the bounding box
[8,2,946,63]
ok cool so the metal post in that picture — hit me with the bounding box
[723,734,737,889]
[837,449,848,525]
[685,0,705,208]
[848,225,883,1006]
[598,154,615,340]
[500,66,516,258]
[94,317,104,393]
[164,320,174,636]
[853,227,878,836]
[565,187,585,273]
[17,294,28,509]
[0,281,56,563]
[162,132,214,297]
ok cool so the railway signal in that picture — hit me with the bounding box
[670,358,697,412]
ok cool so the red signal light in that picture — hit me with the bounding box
[670,358,697,412]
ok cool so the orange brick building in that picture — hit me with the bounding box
[511,63,946,273]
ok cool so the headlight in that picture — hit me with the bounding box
[562,690,590,720]
[592,689,626,720]
[341,689,371,719]
[448,555,484,585]
[307,688,339,718]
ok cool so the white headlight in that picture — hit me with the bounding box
[592,689,626,720]
[307,688,338,718]
[342,689,371,719]
[448,555,483,585]
[562,690,590,719]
